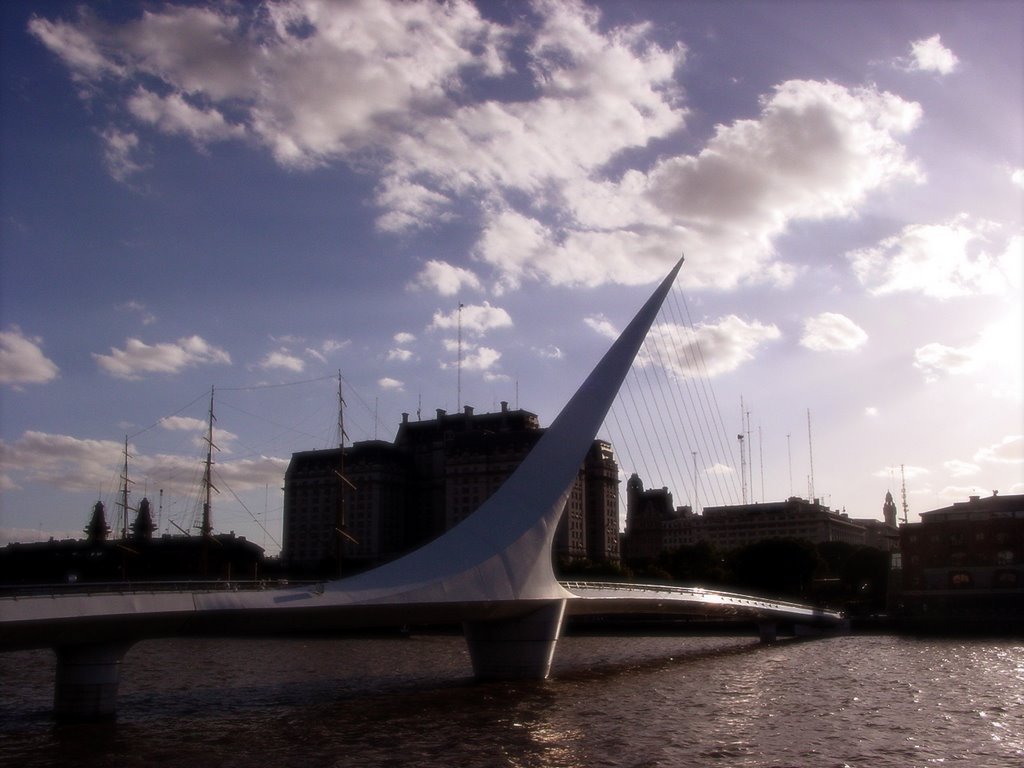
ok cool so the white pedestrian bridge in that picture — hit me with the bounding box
[0,258,843,719]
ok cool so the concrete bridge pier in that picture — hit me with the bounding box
[757,621,778,644]
[54,642,134,720]
[463,600,567,680]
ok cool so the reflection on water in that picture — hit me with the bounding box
[2,634,1022,767]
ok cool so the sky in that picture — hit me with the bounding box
[1,0,1021,556]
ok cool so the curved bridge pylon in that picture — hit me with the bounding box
[2,257,686,718]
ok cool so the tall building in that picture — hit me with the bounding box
[621,474,695,561]
[282,402,620,576]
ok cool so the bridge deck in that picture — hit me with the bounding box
[561,581,844,625]
[0,579,844,651]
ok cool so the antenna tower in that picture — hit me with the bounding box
[737,432,747,504]
[758,424,765,503]
[457,302,464,411]
[786,433,793,497]
[807,408,816,502]
[692,450,699,514]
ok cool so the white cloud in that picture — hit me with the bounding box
[128,87,245,144]
[1012,167,1024,190]
[387,348,413,362]
[0,429,286,498]
[584,314,619,340]
[0,431,127,492]
[376,180,454,233]
[410,260,482,296]
[93,335,231,379]
[259,348,305,373]
[849,215,1021,299]
[913,341,976,381]
[116,300,156,325]
[461,345,501,372]
[473,78,921,292]
[319,339,350,355]
[440,340,501,372]
[159,415,238,453]
[0,327,59,386]
[800,312,868,352]
[378,377,404,391]
[873,464,930,480]
[27,12,124,81]
[705,462,735,476]
[913,313,1024,389]
[974,435,1024,465]
[394,332,416,345]
[639,315,781,379]
[864,406,879,418]
[904,34,959,75]
[159,415,208,433]
[30,0,506,170]
[31,2,924,296]
[943,459,980,478]
[430,301,512,335]
[535,345,563,360]
[100,127,146,181]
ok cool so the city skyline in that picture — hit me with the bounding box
[2,0,1021,554]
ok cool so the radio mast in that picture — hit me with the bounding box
[807,409,816,503]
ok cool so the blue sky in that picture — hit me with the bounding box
[2,0,1021,554]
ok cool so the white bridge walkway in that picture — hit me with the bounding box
[0,258,843,720]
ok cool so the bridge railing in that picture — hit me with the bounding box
[0,579,314,600]
[559,580,842,617]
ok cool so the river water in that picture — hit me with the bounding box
[1,633,1021,767]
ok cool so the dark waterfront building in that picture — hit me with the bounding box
[282,403,621,576]
[0,498,265,586]
[622,472,883,560]
[898,492,1024,632]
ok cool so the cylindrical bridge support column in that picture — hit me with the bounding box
[463,600,567,680]
[54,642,134,721]
[758,621,778,644]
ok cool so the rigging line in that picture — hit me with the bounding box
[126,388,212,440]
[661,289,733,505]
[213,470,282,550]
[641,324,695,502]
[673,288,741,504]
[218,374,337,392]
[659,325,708,512]
[678,289,738,472]
[637,359,675,492]
[338,373,391,438]
[623,356,670,488]
[216,399,327,445]
[646,312,701,480]
[605,407,634,530]
[611,384,654,489]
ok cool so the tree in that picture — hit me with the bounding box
[729,538,821,600]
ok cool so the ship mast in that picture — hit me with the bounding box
[900,464,910,524]
[200,386,217,539]
[119,435,132,539]
[333,371,357,577]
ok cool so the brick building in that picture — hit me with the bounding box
[898,492,1023,630]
